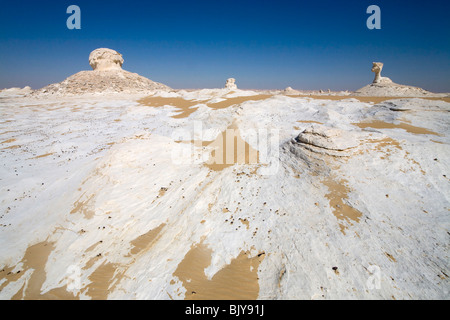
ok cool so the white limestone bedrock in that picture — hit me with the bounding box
[295,125,361,151]
[0,90,448,300]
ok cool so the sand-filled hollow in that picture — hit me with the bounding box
[173,243,265,300]
[323,178,363,235]
[138,94,275,118]
[354,120,440,136]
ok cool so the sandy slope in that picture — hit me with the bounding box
[0,90,449,299]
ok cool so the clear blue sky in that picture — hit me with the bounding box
[0,0,449,91]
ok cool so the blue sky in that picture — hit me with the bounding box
[0,0,449,91]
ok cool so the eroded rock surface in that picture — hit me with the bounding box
[284,87,300,95]
[371,62,392,84]
[32,48,170,96]
[354,62,443,97]
[89,48,124,71]
[0,86,33,97]
[225,78,237,90]
[293,125,362,157]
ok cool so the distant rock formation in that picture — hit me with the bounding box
[353,62,440,97]
[89,48,124,71]
[32,48,170,96]
[225,78,237,90]
[371,62,392,84]
[284,87,300,95]
[0,86,33,97]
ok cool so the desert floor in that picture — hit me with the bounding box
[0,89,449,299]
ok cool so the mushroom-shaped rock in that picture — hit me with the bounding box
[89,48,124,71]
[225,78,237,90]
[31,48,170,96]
[353,62,438,97]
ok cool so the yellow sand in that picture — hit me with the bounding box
[138,96,207,119]
[354,120,440,136]
[173,243,264,300]
[323,178,362,235]
[207,95,273,110]
[1,241,79,300]
[204,124,259,171]
[138,95,274,118]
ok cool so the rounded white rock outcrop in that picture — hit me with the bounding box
[295,125,361,151]
[89,48,124,71]
[290,124,364,159]
[225,78,237,90]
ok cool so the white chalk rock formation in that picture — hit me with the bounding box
[284,87,300,95]
[1,90,449,300]
[371,62,392,84]
[293,125,362,157]
[89,48,124,71]
[32,48,170,96]
[354,62,440,97]
[380,98,450,112]
[225,78,237,90]
[0,86,33,97]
